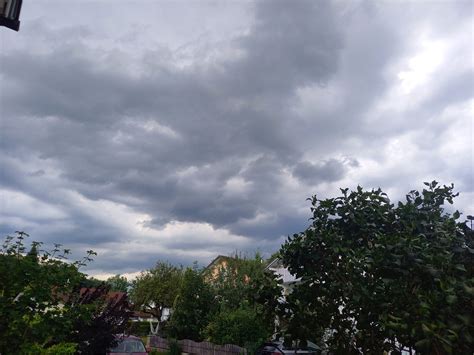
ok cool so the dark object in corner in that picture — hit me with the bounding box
[0,0,22,31]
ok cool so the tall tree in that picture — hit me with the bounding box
[130,261,183,333]
[209,253,267,309]
[168,266,214,340]
[0,231,130,354]
[279,182,474,354]
[204,253,276,350]
[106,274,130,292]
[67,284,131,354]
[203,304,270,350]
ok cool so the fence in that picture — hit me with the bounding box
[147,336,247,355]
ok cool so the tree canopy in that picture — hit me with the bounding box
[278,182,474,354]
[168,265,214,341]
[163,253,277,349]
[203,253,276,349]
[129,261,183,333]
[0,231,130,354]
[106,274,130,292]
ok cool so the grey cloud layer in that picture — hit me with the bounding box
[1,0,472,273]
[2,1,342,229]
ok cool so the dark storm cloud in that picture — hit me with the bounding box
[293,158,356,185]
[229,213,310,241]
[1,0,472,274]
[1,0,345,234]
[226,0,342,97]
[0,153,126,248]
[88,251,190,275]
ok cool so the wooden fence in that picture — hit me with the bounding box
[147,336,247,355]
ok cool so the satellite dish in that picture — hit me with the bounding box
[0,0,22,31]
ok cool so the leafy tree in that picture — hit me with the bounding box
[168,265,215,340]
[81,276,104,288]
[0,231,130,354]
[0,232,84,353]
[203,304,269,349]
[209,253,268,309]
[67,284,131,354]
[256,260,283,330]
[130,261,183,333]
[26,342,77,354]
[106,274,130,292]
[204,253,276,349]
[279,182,474,354]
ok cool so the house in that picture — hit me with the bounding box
[79,288,128,305]
[129,310,160,323]
[265,257,301,296]
[203,254,253,284]
[203,255,233,281]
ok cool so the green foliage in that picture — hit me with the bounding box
[128,321,152,336]
[203,253,276,349]
[25,342,77,354]
[66,284,131,354]
[0,231,130,354]
[279,182,474,354]
[81,276,104,288]
[138,254,276,344]
[106,274,130,292]
[255,266,283,330]
[168,266,214,340]
[204,305,269,349]
[0,232,86,353]
[130,261,183,322]
[209,253,267,310]
[218,253,280,328]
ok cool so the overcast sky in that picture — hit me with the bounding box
[0,0,472,279]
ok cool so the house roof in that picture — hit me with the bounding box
[204,255,233,270]
[130,310,158,319]
[79,287,128,306]
[265,258,301,284]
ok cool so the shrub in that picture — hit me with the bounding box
[128,321,151,336]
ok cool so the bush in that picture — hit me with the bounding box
[24,342,77,354]
[128,321,151,336]
[204,305,270,348]
[168,267,214,341]
[279,182,474,353]
[0,232,130,354]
